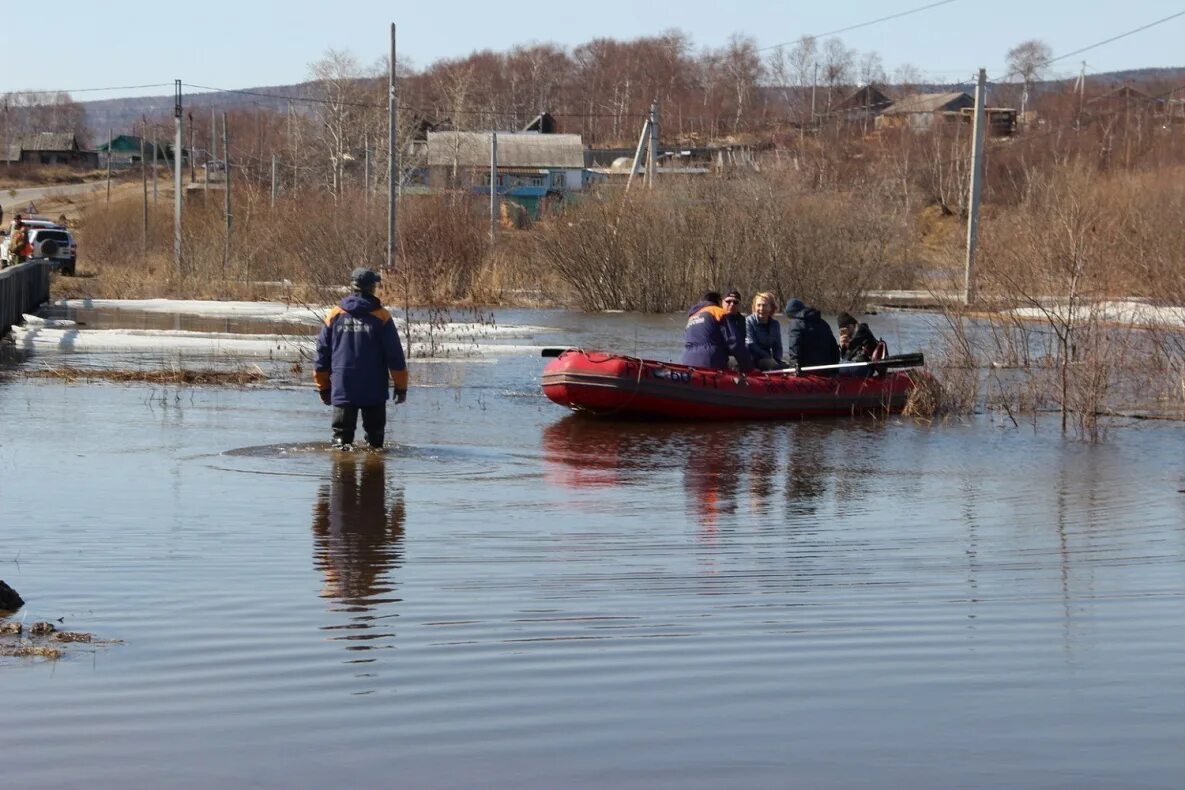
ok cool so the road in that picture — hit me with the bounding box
[1,181,107,213]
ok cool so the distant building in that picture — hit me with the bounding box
[2,132,97,167]
[95,135,169,167]
[426,131,586,215]
[878,92,975,131]
[833,85,894,124]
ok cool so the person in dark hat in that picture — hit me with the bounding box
[314,267,408,450]
[720,289,754,372]
[836,311,879,363]
[681,290,752,371]
[784,298,839,372]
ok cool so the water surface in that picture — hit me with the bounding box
[2,309,1183,789]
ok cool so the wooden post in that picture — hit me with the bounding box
[964,68,987,306]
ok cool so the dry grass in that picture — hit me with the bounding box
[530,173,912,313]
[0,165,107,189]
[24,365,268,385]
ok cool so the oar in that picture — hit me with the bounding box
[772,352,925,375]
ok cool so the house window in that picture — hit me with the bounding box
[508,174,545,187]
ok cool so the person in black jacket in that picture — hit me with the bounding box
[720,289,754,372]
[784,298,839,371]
[837,312,879,362]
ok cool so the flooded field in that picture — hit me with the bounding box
[2,307,1184,788]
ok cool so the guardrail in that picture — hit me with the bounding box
[0,261,50,337]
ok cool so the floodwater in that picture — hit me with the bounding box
[2,308,1185,789]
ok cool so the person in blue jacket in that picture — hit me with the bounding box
[314,268,408,450]
[719,289,754,372]
[784,298,840,372]
[745,291,786,370]
[681,292,729,369]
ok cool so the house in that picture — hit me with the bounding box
[2,132,97,167]
[878,92,975,131]
[833,85,893,124]
[96,135,169,167]
[970,107,1018,137]
[426,131,586,215]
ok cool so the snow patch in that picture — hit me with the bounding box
[1008,301,1185,329]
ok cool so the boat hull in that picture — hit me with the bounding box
[541,349,916,420]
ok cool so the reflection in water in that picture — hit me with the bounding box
[541,416,892,528]
[311,454,406,658]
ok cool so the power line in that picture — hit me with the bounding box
[2,83,173,96]
[1043,9,1185,68]
[991,9,1185,82]
[758,0,962,53]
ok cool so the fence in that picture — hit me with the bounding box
[0,261,50,337]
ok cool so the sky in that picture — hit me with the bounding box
[4,0,1184,100]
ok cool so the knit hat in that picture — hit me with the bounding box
[837,311,857,328]
[724,289,742,301]
[784,298,806,316]
[350,267,381,290]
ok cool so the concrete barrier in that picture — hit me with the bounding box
[0,261,50,337]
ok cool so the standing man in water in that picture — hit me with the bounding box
[314,267,408,450]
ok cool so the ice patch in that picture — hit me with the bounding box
[57,298,327,325]
[11,324,553,362]
[21,313,77,328]
[1008,301,1185,329]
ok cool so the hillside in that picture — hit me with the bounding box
[79,66,1185,138]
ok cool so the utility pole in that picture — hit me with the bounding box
[811,63,818,129]
[152,123,158,203]
[489,130,498,241]
[140,130,148,256]
[363,131,370,205]
[387,22,397,273]
[105,127,113,204]
[173,80,183,273]
[1077,61,1087,124]
[964,68,987,306]
[646,100,659,188]
[624,115,650,194]
[188,113,195,183]
[271,153,277,208]
[222,112,231,274]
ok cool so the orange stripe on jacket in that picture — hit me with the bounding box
[314,307,346,389]
[688,304,727,323]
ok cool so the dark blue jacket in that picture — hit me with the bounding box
[681,300,730,369]
[785,300,840,370]
[721,312,754,372]
[314,293,408,407]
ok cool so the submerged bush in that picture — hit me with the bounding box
[530,173,911,313]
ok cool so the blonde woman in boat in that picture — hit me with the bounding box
[745,292,787,371]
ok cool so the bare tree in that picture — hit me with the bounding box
[858,51,886,86]
[1006,39,1054,118]
[309,50,368,196]
[893,63,923,88]
[820,37,854,111]
[720,34,765,131]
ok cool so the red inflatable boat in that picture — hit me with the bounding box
[541,348,921,420]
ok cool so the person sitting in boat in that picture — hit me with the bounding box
[837,312,880,363]
[745,291,786,371]
[784,298,839,373]
[682,291,751,371]
[720,289,754,372]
